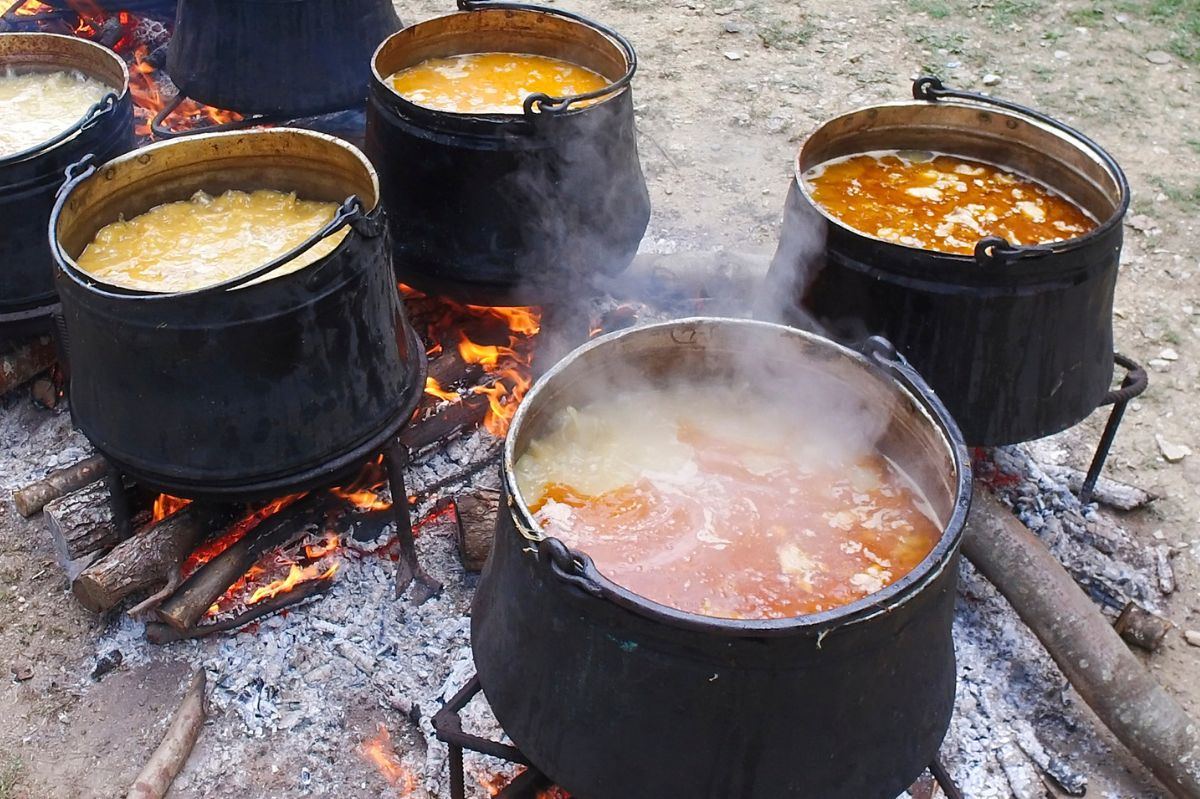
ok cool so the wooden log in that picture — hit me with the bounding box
[73,505,207,613]
[1041,464,1157,511]
[13,454,110,517]
[454,488,500,572]
[144,577,332,644]
[427,349,484,394]
[155,493,332,631]
[401,393,489,453]
[1156,544,1177,595]
[0,335,56,396]
[44,480,125,563]
[964,487,1200,798]
[126,669,206,799]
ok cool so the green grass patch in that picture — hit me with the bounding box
[746,3,815,49]
[0,755,23,799]
[909,0,955,17]
[1068,6,1108,24]
[987,0,1042,27]
[1187,138,1200,154]
[1147,0,1200,61]
[1150,176,1200,210]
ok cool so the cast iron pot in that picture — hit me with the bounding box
[0,33,132,332]
[764,77,1130,447]
[168,0,402,116]
[365,0,651,304]
[473,318,972,799]
[50,129,425,500]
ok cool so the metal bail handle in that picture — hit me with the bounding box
[0,92,119,169]
[454,0,638,117]
[537,537,604,597]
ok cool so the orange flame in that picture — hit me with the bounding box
[424,376,461,403]
[13,0,54,16]
[330,454,391,511]
[246,561,338,606]
[152,494,192,523]
[360,725,418,793]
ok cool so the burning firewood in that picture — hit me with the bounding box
[73,504,208,614]
[964,488,1200,798]
[126,669,207,799]
[144,577,333,644]
[0,335,56,397]
[44,480,127,569]
[155,492,336,631]
[401,392,490,454]
[13,454,110,517]
[454,488,500,572]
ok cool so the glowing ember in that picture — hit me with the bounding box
[360,724,417,793]
[152,493,191,523]
[12,0,55,16]
[403,284,542,437]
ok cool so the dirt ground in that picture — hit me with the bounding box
[2,0,1199,796]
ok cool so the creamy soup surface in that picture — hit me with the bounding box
[77,189,350,293]
[387,52,610,114]
[804,150,1097,255]
[0,68,111,158]
[515,383,943,620]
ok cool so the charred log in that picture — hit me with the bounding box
[454,488,500,572]
[0,335,56,397]
[144,578,332,644]
[401,393,489,453]
[1114,602,1172,653]
[73,505,208,613]
[155,492,335,631]
[14,454,111,518]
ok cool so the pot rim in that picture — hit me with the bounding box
[502,317,973,637]
[792,97,1131,265]
[0,32,131,167]
[370,5,634,120]
[50,127,381,302]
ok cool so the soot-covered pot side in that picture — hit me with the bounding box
[365,2,651,304]
[50,129,425,499]
[472,319,972,799]
[765,78,1129,447]
[168,0,402,116]
[0,33,133,322]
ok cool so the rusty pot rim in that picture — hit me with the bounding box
[501,317,973,638]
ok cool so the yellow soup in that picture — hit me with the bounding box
[516,383,942,620]
[387,52,610,114]
[0,69,111,158]
[804,151,1097,255]
[77,189,350,293]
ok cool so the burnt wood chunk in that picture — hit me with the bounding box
[400,393,490,453]
[14,454,111,518]
[73,506,207,614]
[155,493,332,631]
[1114,602,1172,653]
[0,335,56,397]
[44,480,126,566]
[455,488,500,572]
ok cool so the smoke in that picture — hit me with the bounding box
[754,180,829,332]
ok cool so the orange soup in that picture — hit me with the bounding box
[804,151,1096,255]
[515,384,942,620]
[387,52,610,114]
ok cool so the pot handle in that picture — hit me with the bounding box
[913,75,1126,268]
[455,0,638,117]
[537,537,605,598]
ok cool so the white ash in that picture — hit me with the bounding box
[0,392,90,491]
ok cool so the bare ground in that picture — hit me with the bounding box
[1,0,1198,796]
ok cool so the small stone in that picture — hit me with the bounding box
[1127,213,1158,233]
[1185,630,1200,647]
[982,73,1002,86]
[946,60,962,69]
[714,5,734,14]
[1149,358,1171,371]
[1054,50,1069,59]
[1115,12,1130,24]
[1145,50,1173,65]
[722,21,743,33]
[11,660,32,682]
[1156,434,1192,463]
[723,50,743,60]
[1160,347,1180,361]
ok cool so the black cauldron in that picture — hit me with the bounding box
[472,318,972,799]
[0,33,132,334]
[764,77,1130,447]
[168,0,402,116]
[365,0,650,304]
[50,129,424,499]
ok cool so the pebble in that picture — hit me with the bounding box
[1145,50,1173,65]
[1156,434,1192,463]
[723,50,743,60]
[1126,214,1157,233]
[1054,50,1069,59]
[982,73,1002,86]
[11,660,33,682]
[1160,347,1179,361]
[723,21,743,33]
[1185,630,1200,647]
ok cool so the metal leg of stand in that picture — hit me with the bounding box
[383,439,442,604]
[449,742,466,799]
[930,757,963,799]
[1079,354,1148,506]
[104,464,131,538]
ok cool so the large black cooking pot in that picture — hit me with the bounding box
[50,129,425,500]
[366,0,651,304]
[473,318,972,799]
[764,78,1130,446]
[0,33,132,335]
[168,0,402,116]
